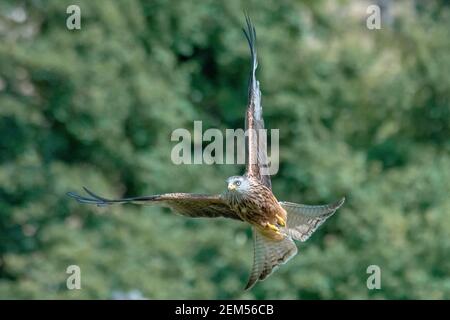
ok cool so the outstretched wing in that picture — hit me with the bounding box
[279,197,345,242]
[243,14,271,189]
[67,187,241,220]
[245,228,298,290]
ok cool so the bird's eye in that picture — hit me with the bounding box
[235,181,241,186]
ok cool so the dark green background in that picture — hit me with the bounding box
[0,0,449,299]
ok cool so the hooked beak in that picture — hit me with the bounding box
[228,183,237,191]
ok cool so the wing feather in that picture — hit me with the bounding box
[67,187,241,220]
[243,14,271,189]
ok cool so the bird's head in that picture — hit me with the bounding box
[226,175,251,195]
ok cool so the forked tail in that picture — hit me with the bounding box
[245,228,297,290]
[279,197,345,242]
[245,197,345,289]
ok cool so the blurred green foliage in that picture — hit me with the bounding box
[0,0,449,299]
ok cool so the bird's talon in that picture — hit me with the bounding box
[266,223,279,232]
[276,214,286,227]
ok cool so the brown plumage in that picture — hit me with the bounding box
[225,175,286,241]
[67,14,345,290]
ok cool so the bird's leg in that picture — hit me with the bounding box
[275,214,286,227]
[265,222,281,235]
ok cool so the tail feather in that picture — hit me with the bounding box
[245,228,298,290]
[280,197,345,242]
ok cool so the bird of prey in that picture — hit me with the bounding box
[67,15,345,290]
